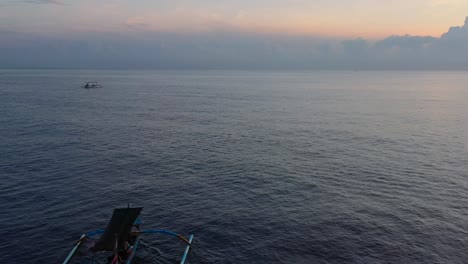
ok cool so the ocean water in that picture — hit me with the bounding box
[1,70,467,264]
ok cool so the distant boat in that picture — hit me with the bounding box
[82,81,103,88]
[62,207,194,264]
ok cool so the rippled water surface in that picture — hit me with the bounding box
[1,70,468,263]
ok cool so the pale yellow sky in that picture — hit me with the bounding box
[1,0,467,38]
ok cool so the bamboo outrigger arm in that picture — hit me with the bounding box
[62,234,85,264]
[180,234,194,264]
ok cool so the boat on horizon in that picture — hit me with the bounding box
[82,81,103,89]
[62,207,194,264]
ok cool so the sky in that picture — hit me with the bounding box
[1,0,468,37]
[1,0,467,69]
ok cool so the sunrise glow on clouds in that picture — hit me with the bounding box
[1,0,467,69]
[1,0,468,38]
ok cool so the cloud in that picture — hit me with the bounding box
[124,17,150,29]
[441,17,468,40]
[22,0,64,5]
[0,0,64,6]
[0,16,467,70]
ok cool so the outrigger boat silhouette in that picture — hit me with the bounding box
[63,207,194,264]
[82,81,103,88]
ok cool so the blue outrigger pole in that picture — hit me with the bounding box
[181,234,194,264]
[62,234,86,264]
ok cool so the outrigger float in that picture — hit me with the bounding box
[63,207,194,264]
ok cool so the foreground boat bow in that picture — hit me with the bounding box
[63,207,194,264]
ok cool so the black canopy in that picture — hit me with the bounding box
[93,207,143,251]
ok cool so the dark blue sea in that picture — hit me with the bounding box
[1,70,467,263]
